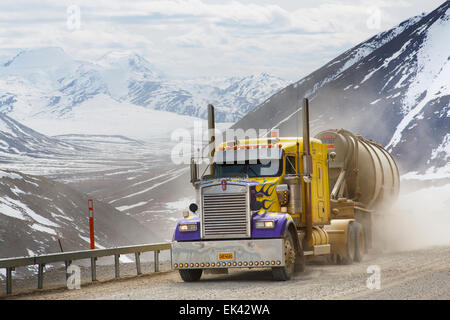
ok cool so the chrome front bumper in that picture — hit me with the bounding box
[171,238,285,269]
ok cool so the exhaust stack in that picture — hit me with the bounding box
[302,98,313,243]
[208,104,216,175]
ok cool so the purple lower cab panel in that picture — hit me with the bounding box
[251,213,287,238]
[173,218,201,241]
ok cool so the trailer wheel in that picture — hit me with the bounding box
[353,222,365,262]
[326,253,337,264]
[339,222,355,265]
[179,269,202,282]
[272,231,296,281]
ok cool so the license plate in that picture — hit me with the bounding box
[218,252,234,260]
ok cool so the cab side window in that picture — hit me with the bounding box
[286,156,296,174]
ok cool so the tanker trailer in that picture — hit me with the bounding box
[315,129,400,259]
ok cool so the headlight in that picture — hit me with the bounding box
[255,220,276,229]
[179,223,198,232]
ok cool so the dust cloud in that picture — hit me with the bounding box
[373,182,450,252]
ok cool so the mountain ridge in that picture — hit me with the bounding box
[0,48,289,123]
[233,2,449,176]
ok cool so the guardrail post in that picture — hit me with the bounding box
[91,257,97,281]
[154,250,160,272]
[135,252,141,275]
[37,264,45,289]
[114,254,120,279]
[6,267,13,294]
[65,260,72,281]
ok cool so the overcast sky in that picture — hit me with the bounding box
[0,0,445,81]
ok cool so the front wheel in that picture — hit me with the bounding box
[179,269,202,282]
[272,232,296,281]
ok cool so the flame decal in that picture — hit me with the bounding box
[256,182,276,197]
[253,180,278,213]
[254,198,275,211]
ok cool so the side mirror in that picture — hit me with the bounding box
[189,203,198,213]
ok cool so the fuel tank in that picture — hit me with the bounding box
[315,129,400,210]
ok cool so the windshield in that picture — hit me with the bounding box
[214,159,282,178]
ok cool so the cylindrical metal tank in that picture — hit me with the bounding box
[315,129,400,209]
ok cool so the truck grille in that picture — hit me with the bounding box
[202,192,249,239]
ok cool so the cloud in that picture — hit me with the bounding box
[0,0,445,80]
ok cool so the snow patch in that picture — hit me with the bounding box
[0,171,22,180]
[30,224,57,235]
[165,197,195,211]
[117,201,149,211]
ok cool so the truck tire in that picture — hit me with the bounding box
[339,222,355,265]
[179,269,202,282]
[272,231,296,281]
[353,222,365,262]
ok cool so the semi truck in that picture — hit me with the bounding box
[171,98,400,281]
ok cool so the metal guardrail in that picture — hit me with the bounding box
[0,242,171,295]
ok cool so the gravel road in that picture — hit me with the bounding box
[2,246,449,300]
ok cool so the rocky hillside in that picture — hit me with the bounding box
[0,113,84,161]
[0,169,156,261]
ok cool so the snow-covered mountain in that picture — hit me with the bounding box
[234,1,449,177]
[0,48,288,124]
[128,72,289,122]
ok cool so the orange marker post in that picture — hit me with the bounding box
[88,199,95,249]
